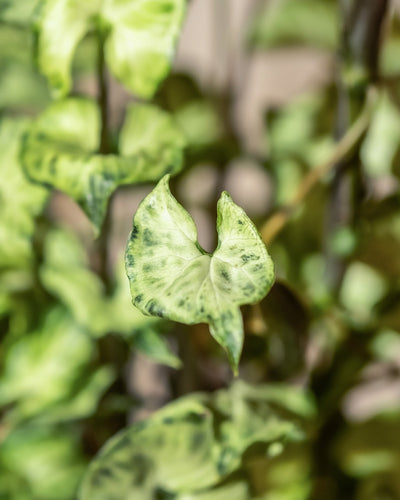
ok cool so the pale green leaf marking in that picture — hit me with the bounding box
[125,175,274,372]
[0,118,48,267]
[21,98,185,231]
[35,0,185,98]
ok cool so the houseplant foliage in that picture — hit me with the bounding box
[2,0,400,499]
[21,98,186,231]
[125,174,274,372]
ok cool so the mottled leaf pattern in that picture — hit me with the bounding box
[125,175,274,372]
[0,308,114,423]
[35,0,186,98]
[80,399,221,499]
[21,98,185,231]
[0,118,48,267]
[80,381,310,499]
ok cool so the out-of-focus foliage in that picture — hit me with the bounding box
[361,92,400,177]
[249,0,338,50]
[81,381,314,499]
[41,228,181,368]
[0,118,47,267]
[0,309,114,499]
[21,98,186,231]
[0,308,114,425]
[35,0,186,98]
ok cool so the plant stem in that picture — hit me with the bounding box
[260,88,376,246]
[96,30,113,293]
[98,31,110,156]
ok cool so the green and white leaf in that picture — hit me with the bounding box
[125,175,274,372]
[40,229,181,367]
[21,98,185,231]
[80,381,310,499]
[81,399,221,499]
[0,308,113,424]
[0,425,87,500]
[35,0,99,97]
[0,118,48,268]
[103,0,186,98]
[35,0,186,98]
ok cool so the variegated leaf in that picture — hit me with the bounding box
[125,175,274,372]
[35,0,186,98]
[80,380,310,499]
[21,98,185,232]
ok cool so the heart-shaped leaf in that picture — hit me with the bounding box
[21,98,186,231]
[125,175,274,373]
[35,0,186,98]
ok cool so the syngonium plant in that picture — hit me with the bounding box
[125,175,275,373]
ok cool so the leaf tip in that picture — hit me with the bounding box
[219,190,232,204]
[156,173,172,192]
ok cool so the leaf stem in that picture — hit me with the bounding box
[260,88,376,246]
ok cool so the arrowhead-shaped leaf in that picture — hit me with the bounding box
[35,0,186,98]
[125,175,274,372]
[21,98,186,231]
